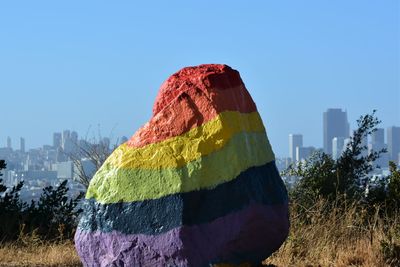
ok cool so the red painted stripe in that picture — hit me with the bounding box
[153,64,246,115]
[128,65,257,148]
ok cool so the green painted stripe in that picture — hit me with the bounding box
[86,132,275,204]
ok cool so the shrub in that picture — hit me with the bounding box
[0,160,83,242]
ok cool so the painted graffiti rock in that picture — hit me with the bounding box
[75,64,289,267]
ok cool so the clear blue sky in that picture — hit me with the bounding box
[0,1,399,157]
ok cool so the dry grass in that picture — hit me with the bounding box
[0,200,398,267]
[0,240,81,267]
[264,199,400,267]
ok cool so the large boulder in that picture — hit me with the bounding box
[75,64,289,267]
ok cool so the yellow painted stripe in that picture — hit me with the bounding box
[105,111,265,170]
[86,132,275,203]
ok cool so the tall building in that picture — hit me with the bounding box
[6,136,11,149]
[62,130,71,149]
[369,128,388,168]
[296,146,315,162]
[361,134,369,157]
[289,134,303,163]
[332,137,346,160]
[71,131,78,144]
[323,108,349,155]
[20,137,25,153]
[62,130,74,156]
[69,131,79,155]
[53,132,62,148]
[371,128,384,144]
[387,126,400,163]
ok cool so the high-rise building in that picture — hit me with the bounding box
[361,134,369,157]
[371,128,384,145]
[296,146,315,162]
[332,137,346,160]
[53,132,62,148]
[6,136,11,149]
[71,131,78,144]
[69,131,79,155]
[62,130,71,149]
[323,108,349,155]
[369,128,388,168]
[20,137,25,153]
[289,134,303,163]
[368,143,388,169]
[62,130,75,156]
[387,126,400,163]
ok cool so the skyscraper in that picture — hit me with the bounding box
[62,130,74,156]
[53,132,62,148]
[296,146,315,162]
[332,137,346,160]
[323,109,349,155]
[62,130,71,149]
[387,126,400,163]
[6,136,11,149]
[369,128,388,168]
[20,137,25,153]
[70,131,79,155]
[371,128,384,145]
[289,134,303,163]
[71,131,78,144]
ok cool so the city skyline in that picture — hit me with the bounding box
[2,108,399,161]
[287,110,400,168]
[0,1,399,157]
[1,108,397,203]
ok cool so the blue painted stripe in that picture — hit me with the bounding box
[78,161,288,236]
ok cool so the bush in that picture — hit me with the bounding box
[24,180,83,240]
[285,111,387,212]
[387,162,400,211]
[0,160,83,242]
[281,111,400,265]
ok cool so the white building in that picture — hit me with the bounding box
[289,134,303,163]
[332,137,346,160]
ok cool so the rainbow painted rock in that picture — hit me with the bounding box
[75,64,289,267]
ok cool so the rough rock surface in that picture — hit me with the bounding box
[75,64,289,267]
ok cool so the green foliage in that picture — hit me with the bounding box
[0,160,83,242]
[363,161,400,218]
[0,160,6,192]
[24,180,84,240]
[287,152,336,201]
[285,111,388,211]
[285,111,399,264]
[335,111,384,198]
[0,181,26,240]
[387,162,400,210]
[0,160,27,240]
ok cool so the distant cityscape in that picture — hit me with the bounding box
[0,130,129,202]
[1,108,399,201]
[276,108,400,177]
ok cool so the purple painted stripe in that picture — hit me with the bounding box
[75,203,289,267]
